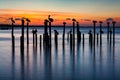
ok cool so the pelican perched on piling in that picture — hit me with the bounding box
[10,18,15,23]
[48,15,54,45]
[9,18,15,37]
[48,15,54,22]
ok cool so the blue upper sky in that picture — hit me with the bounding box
[0,0,120,17]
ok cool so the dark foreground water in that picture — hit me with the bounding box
[0,27,120,80]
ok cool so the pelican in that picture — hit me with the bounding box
[48,15,54,22]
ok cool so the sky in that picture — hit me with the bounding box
[0,0,120,26]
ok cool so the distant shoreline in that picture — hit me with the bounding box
[0,24,120,30]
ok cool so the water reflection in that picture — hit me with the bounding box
[11,47,15,80]
[8,31,119,80]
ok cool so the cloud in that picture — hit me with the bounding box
[66,18,71,20]
[106,18,114,22]
[81,19,91,21]
[0,17,3,18]
[15,18,21,20]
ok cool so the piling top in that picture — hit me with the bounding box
[63,22,66,25]
[88,30,92,34]
[112,21,116,24]
[99,21,103,24]
[72,18,76,22]
[107,22,110,24]
[44,19,49,22]
[93,20,97,23]
[32,29,37,34]
[76,22,79,24]
[54,30,59,35]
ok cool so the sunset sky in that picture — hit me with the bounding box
[0,0,120,26]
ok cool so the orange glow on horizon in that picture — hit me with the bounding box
[0,9,120,26]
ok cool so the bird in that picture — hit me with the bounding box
[93,20,97,23]
[26,18,31,22]
[44,19,49,23]
[10,18,15,23]
[72,18,76,22]
[48,15,54,22]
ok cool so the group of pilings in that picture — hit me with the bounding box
[11,18,116,55]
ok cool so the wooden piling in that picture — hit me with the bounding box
[35,33,37,47]
[70,33,72,50]
[63,22,66,45]
[107,22,110,40]
[83,34,85,47]
[97,33,99,45]
[93,20,97,54]
[12,36,15,53]
[21,19,25,54]
[40,35,42,50]
[99,21,103,45]
[26,22,29,44]
[49,22,52,45]
[54,30,59,46]
[110,29,112,46]
[112,21,116,47]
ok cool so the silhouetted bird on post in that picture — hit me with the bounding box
[48,15,54,45]
[26,18,30,44]
[10,18,15,53]
[10,18,15,37]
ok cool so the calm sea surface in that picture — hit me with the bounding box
[0,27,120,80]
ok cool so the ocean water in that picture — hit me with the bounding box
[0,27,120,80]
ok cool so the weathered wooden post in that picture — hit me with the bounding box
[43,19,49,47]
[67,32,69,41]
[70,31,72,50]
[83,34,85,48]
[35,29,38,47]
[97,33,99,45]
[63,22,66,45]
[72,19,76,52]
[26,18,30,45]
[21,18,25,54]
[10,18,15,52]
[54,30,59,46]
[93,20,97,53]
[32,29,37,47]
[77,22,81,42]
[32,30,35,45]
[110,29,112,46]
[107,22,110,40]
[112,21,116,47]
[48,15,54,46]
[99,21,103,45]
[39,35,42,50]
[44,19,49,36]
[88,30,93,47]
